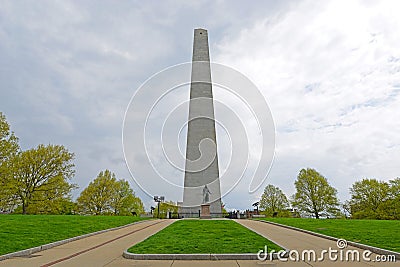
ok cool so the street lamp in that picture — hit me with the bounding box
[252,201,259,215]
[154,196,165,218]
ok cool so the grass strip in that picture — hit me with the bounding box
[128,219,282,254]
[256,218,400,253]
[0,215,148,255]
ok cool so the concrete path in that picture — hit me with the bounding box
[1,219,396,266]
[236,219,397,266]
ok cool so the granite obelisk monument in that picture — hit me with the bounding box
[181,29,222,217]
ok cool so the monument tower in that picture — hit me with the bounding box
[181,28,222,217]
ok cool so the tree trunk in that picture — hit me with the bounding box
[315,212,319,219]
[22,202,27,214]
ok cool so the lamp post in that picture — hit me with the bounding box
[252,201,259,215]
[154,196,165,218]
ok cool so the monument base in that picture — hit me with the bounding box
[200,204,211,219]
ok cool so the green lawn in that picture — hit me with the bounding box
[128,220,282,254]
[256,218,400,253]
[0,215,149,256]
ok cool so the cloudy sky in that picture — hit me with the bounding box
[1,0,399,211]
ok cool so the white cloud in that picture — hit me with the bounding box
[215,0,400,202]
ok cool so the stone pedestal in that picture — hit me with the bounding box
[200,204,211,219]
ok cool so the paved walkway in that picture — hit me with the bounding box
[236,219,397,266]
[0,219,396,266]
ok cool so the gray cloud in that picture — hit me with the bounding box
[2,0,398,211]
[1,0,287,210]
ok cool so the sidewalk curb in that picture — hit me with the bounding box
[0,219,152,261]
[255,219,400,260]
[123,250,289,260]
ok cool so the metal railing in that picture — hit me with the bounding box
[175,212,229,219]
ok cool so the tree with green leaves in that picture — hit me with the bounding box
[0,112,20,211]
[221,202,229,217]
[77,170,116,215]
[259,184,289,217]
[110,179,144,215]
[292,168,339,219]
[349,178,397,219]
[153,200,178,219]
[4,144,75,214]
[387,178,400,219]
[77,170,144,215]
[23,176,77,215]
[0,112,19,163]
[341,200,352,219]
